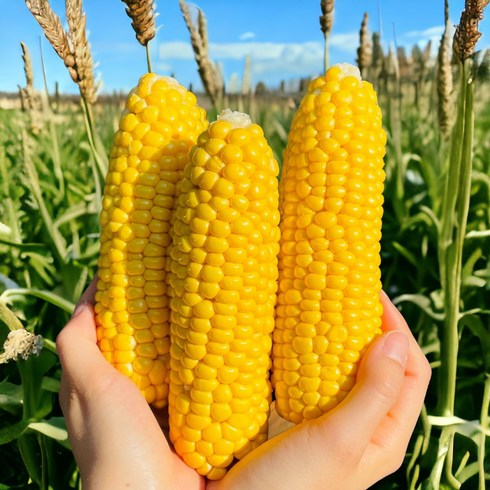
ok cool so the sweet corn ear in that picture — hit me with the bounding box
[273,63,386,424]
[95,73,208,408]
[168,109,280,479]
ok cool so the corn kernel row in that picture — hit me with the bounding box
[167,111,280,479]
[272,64,386,424]
[95,73,207,408]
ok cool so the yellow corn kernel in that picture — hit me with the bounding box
[168,109,280,479]
[273,63,385,424]
[95,73,208,409]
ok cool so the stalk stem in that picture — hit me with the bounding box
[146,42,153,73]
[323,32,330,72]
[478,375,490,489]
[434,58,474,489]
[437,60,473,416]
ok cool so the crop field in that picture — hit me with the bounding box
[0,0,489,488]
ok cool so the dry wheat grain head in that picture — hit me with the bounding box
[121,0,156,46]
[454,0,490,62]
[357,12,372,78]
[437,0,454,137]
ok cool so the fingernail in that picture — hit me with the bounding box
[71,301,88,319]
[382,331,409,367]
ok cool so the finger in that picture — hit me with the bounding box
[321,329,409,461]
[379,291,431,407]
[365,293,431,455]
[57,300,122,394]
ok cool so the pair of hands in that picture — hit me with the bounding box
[57,281,430,490]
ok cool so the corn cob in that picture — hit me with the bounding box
[168,109,280,479]
[95,73,207,408]
[272,63,386,424]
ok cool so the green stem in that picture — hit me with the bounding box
[478,375,490,489]
[324,31,330,72]
[146,42,153,73]
[80,96,105,213]
[437,60,473,417]
[21,131,67,263]
[433,58,474,489]
[0,301,24,330]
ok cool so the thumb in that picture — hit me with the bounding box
[326,330,409,455]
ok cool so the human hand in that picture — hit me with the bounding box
[209,291,431,490]
[56,277,205,490]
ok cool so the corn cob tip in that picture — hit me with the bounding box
[217,108,253,128]
[332,62,362,81]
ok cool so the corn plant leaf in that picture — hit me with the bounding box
[0,419,29,445]
[41,376,61,394]
[393,294,444,321]
[0,379,23,415]
[0,237,48,253]
[3,288,75,314]
[17,350,58,420]
[54,199,98,229]
[28,417,68,442]
[459,314,490,371]
[391,242,420,268]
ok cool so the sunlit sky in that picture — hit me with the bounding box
[0,0,489,95]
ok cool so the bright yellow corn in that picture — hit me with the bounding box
[272,64,386,424]
[94,73,207,408]
[167,110,280,479]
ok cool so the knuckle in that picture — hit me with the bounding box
[371,371,402,403]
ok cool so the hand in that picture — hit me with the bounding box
[56,277,205,490]
[209,291,431,490]
[58,283,430,490]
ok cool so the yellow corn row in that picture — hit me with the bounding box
[95,73,207,408]
[272,64,386,424]
[167,109,280,479]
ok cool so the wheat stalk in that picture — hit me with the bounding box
[319,0,334,71]
[437,0,454,138]
[179,0,218,106]
[20,42,42,132]
[24,0,97,104]
[356,12,372,79]
[121,0,156,46]
[66,0,97,104]
[24,0,72,66]
[453,0,490,62]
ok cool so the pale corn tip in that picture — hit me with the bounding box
[334,62,362,81]
[217,108,253,128]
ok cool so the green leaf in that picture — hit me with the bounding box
[17,350,58,420]
[0,419,29,445]
[394,293,445,321]
[3,288,75,314]
[41,376,61,394]
[0,379,23,415]
[28,417,68,442]
[460,314,490,371]
[0,238,48,253]
[391,242,420,268]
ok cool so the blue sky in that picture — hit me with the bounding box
[0,0,489,95]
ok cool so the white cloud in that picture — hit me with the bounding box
[403,25,445,40]
[157,33,362,86]
[398,25,446,53]
[239,32,256,41]
[329,32,360,53]
[158,33,357,63]
[159,41,195,60]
